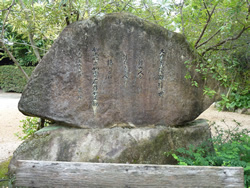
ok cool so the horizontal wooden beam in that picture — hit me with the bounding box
[15,160,244,187]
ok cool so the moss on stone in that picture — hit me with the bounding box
[35,125,64,134]
[117,120,213,164]
[9,120,213,176]
[14,132,53,161]
[117,129,178,164]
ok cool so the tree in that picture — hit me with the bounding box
[171,0,249,110]
[0,0,29,80]
[1,0,174,66]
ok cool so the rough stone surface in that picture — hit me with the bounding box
[19,13,216,128]
[9,119,213,175]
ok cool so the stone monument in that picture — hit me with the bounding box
[9,13,218,174]
[18,13,216,128]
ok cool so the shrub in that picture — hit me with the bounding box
[167,121,250,187]
[217,91,250,111]
[15,117,49,140]
[0,65,35,92]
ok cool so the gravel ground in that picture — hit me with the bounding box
[0,91,25,163]
[0,90,249,163]
[198,103,250,136]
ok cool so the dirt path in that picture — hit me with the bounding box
[198,104,249,135]
[0,91,249,163]
[0,91,25,163]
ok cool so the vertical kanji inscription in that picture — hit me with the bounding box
[122,54,129,86]
[137,59,144,79]
[107,59,113,79]
[92,47,99,114]
[158,49,165,97]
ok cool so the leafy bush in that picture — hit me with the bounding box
[0,65,35,92]
[167,121,250,187]
[15,117,49,140]
[217,91,250,111]
[185,56,250,111]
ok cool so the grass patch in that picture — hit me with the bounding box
[0,158,11,187]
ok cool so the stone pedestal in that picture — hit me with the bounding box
[9,119,212,175]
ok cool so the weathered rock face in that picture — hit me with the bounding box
[9,119,213,175]
[19,13,213,128]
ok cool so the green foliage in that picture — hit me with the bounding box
[217,91,250,111]
[203,87,217,98]
[1,0,64,45]
[0,158,12,187]
[0,20,53,66]
[15,117,49,140]
[175,0,250,110]
[167,121,250,187]
[0,65,34,92]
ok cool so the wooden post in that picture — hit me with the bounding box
[15,160,244,187]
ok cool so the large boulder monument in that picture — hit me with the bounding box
[18,13,216,128]
[9,13,218,174]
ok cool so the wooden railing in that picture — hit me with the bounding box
[14,160,244,187]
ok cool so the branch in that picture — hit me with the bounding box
[180,0,185,37]
[246,0,249,21]
[127,4,143,14]
[203,1,210,16]
[0,0,29,80]
[194,2,218,48]
[87,1,116,19]
[32,0,35,21]
[210,45,243,51]
[202,25,250,56]
[121,0,132,11]
[143,1,158,24]
[1,0,14,39]
[1,0,15,39]
[6,41,48,51]
[0,179,8,182]
[0,41,29,80]
[0,2,15,12]
[19,0,41,62]
[196,28,221,49]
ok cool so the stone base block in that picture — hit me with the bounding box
[9,119,212,175]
